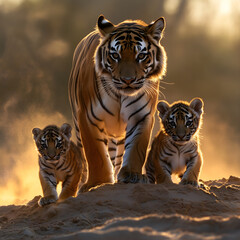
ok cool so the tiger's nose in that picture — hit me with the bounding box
[48,151,56,159]
[176,128,185,140]
[120,77,136,85]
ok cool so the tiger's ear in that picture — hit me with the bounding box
[32,128,41,141]
[97,15,115,37]
[147,17,165,42]
[190,98,204,116]
[60,123,72,139]
[157,101,169,119]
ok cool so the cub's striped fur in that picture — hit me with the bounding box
[146,98,204,187]
[32,123,86,206]
[68,15,167,191]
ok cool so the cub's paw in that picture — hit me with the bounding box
[38,196,57,207]
[180,178,199,188]
[118,171,148,184]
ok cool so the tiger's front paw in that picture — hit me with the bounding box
[38,195,57,207]
[117,170,148,184]
[180,178,199,188]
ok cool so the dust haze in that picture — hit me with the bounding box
[0,0,239,204]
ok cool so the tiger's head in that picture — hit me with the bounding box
[95,15,167,96]
[32,123,72,163]
[157,98,204,144]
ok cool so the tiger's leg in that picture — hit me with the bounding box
[114,139,125,181]
[108,139,117,170]
[79,114,114,192]
[58,172,81,202]
[180,152,203,187]
[155,160,173,184]
[117,115,154,183]
[145,142,157,184]
[108,139,125,181]
[38,170,58,207]
[146,142,173,184]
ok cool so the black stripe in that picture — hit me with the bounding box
[90,100,103,122]
[165,144,176,154]
[115,161,122,167]
[97,138,108,145]
[94,77,114,116]
[56,160,65,170]
[171,108,179,115]
[160,161,172,175]
[184,149,195,154]
[39,158,53,170]
[111,139,125,145]
[108,147,116,151]
[162,148,173,157]
[121,96,129,103]
[128,99,150,120]
[180,108,190,114]
[126,109,151,139]
[44,176,57,187]
[126,93,145,107]
[61,159,72,171]
[86,106,105,133]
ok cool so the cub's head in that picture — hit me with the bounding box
[157,98,204,143]
[32,123,72,162]
[95,15,167,96]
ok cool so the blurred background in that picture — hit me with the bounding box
[0,0,239,205]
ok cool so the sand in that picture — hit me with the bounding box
[0,176,239,240]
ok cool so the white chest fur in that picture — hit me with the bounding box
[163,141,197,175]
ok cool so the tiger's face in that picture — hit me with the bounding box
[95,16,166,96]
[32,123,72,163]
[157,98,204,144]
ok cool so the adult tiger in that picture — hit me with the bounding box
[68,15,167,191]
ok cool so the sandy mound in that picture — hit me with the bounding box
[0,176,240,240]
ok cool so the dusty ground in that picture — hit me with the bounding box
[0,176,240,240]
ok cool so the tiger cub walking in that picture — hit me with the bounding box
[146,98,204,187]
[32,123,86,207]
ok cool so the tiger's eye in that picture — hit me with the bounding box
[137,53,146,60]
[186,121,192,127]
[111,52,120,60]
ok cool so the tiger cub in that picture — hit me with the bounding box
[32,123,86,207]
[146,98,204,187]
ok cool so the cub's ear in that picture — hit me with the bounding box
[190,98,204,116]
[60,123,72,139]
[157,101,169,119]
[97,15,115,37]
[32,128,41,141]
[147,17,165,42]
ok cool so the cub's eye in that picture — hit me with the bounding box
[186,121,192,127]
[41,143,47,149]
[110,52,120,60]
[137,53,147,61]
[169,121,176,128]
